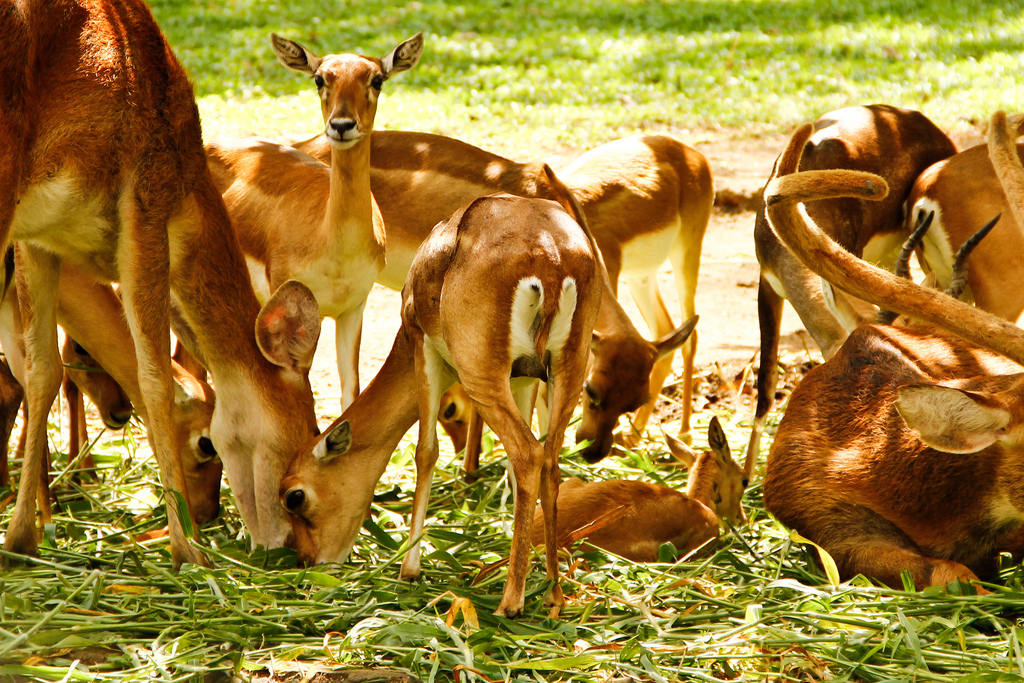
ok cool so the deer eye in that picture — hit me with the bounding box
[313,74,325,89]
[285,488,306,513]
[72,340,90,357]
[198,436,217,458]
[371,75,384,90]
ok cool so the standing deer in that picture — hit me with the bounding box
[761,113,1024,591]
[206,33,423,411]
[748,105,957,475]
[294,130,706,460]
[531,416,747,561]
[279,169,602,617]
[903,115,1024,322]
[1,0,321,565]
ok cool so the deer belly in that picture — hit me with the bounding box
[12,173,119,279]
[618,223,678,277]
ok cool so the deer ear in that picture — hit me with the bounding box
[654,315,697,360]
[256,280,322,373]
[270,34,322,75]
[661,425,696,468]
[381,33,423,78]
[314,420,352,464]
[895,384,1010,454]
[706,415,731,460]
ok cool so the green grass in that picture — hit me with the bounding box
[150,0,1024,156]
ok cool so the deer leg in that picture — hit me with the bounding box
[462,405,484,481]
[0,359,22,487]
[334,303,365,411]
[625,274,680,445]
[400,336,453,581]
[4,246,62,559]
[747,277,785,479]
[119,198,206,569]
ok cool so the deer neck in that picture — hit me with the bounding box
[341,325,420,468]
[685,457,719,512]
[323,136,384,259]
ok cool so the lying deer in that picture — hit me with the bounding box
[279,169,602,617]
[2,0,321,565]
[761,112,1024,591]
[531,416,747,561]
[748,105,957,473]
[903,115,1024,322]
[205,34,422,411]
[294,130,708,460]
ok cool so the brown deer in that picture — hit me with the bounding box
[1,0,321,566]
[902,115,1024,322]
[294,130,706,460]
[531,416,747,561]
[748,105,957,475]
[761,112,1024,591]
[279,169,602,617]
[205,34,423,411]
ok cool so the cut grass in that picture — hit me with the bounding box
[4,405,1024,682]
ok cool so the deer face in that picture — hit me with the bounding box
[269,33,424,151]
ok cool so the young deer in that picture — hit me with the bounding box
[902,115,1024,322]
[294,130,704,460]
[749,105,957,474]
[530,416,747,561]
[761,113,1024,591]
[1,0,321,566]
[205,34,423,411]
[279,168,602,617]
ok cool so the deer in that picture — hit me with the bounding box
[204,33,423,411]
[0,263,222,522]
[760,111,1024,591]
[530,416,747,562]
[278,169,603,618]
[748,104,957,477]
[293,129,707,461]
[1,0,322,567]
[901,115,1024,323]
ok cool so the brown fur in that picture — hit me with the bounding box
[905,114,1024,322]
[295,130,707,459]
[749,105,957,474]
[762,114,1024,591]
[531,417,746,561]
[1,0,320,565]
[280,174,602,618]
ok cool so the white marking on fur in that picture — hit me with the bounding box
[914,198,957,292]
[510,276,544,360]
[547,278,578,353]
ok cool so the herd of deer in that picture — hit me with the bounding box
[2,0,1023,617]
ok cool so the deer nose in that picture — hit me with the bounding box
[327,117,359,142]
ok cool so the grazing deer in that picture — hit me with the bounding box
[531,416,747,561]
[761,113,1024,591]
[294,129,705,459]
[205,34,423,411]
[1,0,321,566]
[903,115,1024,322]
[279,170,602,617]
[748,105,957,474]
